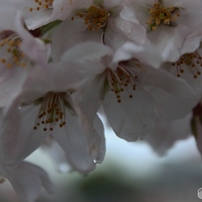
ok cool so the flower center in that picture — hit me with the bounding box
[147,2,180,31]
[72,5,110,31]
[34,92,67,131]
[29,0,54,12]
[0,32,27,68]
[107,60,141,103]
[172,52,202,78]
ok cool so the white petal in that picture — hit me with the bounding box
[50,42,112,91]
[145,113,192,155]
[51,19,104,61]
[52,111,96,174]
[144,85,198,120]
[1,162,55,202]
[103,89,155,141]
[148,25,192,62]
[0,105,48,166]
[139,66,195,97]
[72,75,106,163]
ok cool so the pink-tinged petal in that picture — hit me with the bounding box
[1,162,55,202]
[25,9,52,30]
[18,0,57,29]
[162,61,202,97]
[60,42,112,72]
[50,42,112,91]
[0,62,15,85]
[92,115,106,163]
[104,16,146,50]
[124,0,152,28]
[41,138,73,173]
[3,66,51,121]
[103,89,155,141]
[145,113,192,156]
[18,66,53,101]
[144,85,198,120]
[0,65,28,108]
[51,19,105,61]
[138,66,195,97]
[148,24,192,62]
[0,105,49,166]
[52,111,96,174]
[182,0,202,11]
[72,75,106,163]
[15,12,48,66]
[113,41,162,68]
[119,6,146,44]
[56,0,92,19]
[0,1,18,30]
[103,0,123,10]
[179,32,202,56]
[112,42,143,63]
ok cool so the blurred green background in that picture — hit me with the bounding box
[1,129,202,202]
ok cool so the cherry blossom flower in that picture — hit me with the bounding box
[122,0,202,62]
[0,11,49,111]
[59,42,197,142]
[6,0,71,30]
[0,42,106,174]
[51,0,146,61]
[160,44,202,108]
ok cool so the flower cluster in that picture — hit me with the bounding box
[0,0,202,201]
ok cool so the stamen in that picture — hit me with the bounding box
[33,92,67,131]
[72,5,110,31]
[0,33,28,68]
[172,52,202,78]
[107,61,140,103]
[147,2,180,31]
[29,0,54,12]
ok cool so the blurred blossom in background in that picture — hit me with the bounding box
[0,122,202,202]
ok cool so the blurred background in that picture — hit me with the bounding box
[1,126,202,202]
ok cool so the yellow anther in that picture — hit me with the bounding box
[1,58,6,63]
[29,0,53,12]
[147,3,180,31]
[34,92,67,131]
[6,63,12,68]
[172,52,202,78]
[75,5,110,31]
[0,33,29,69]
[107,61,141,103]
